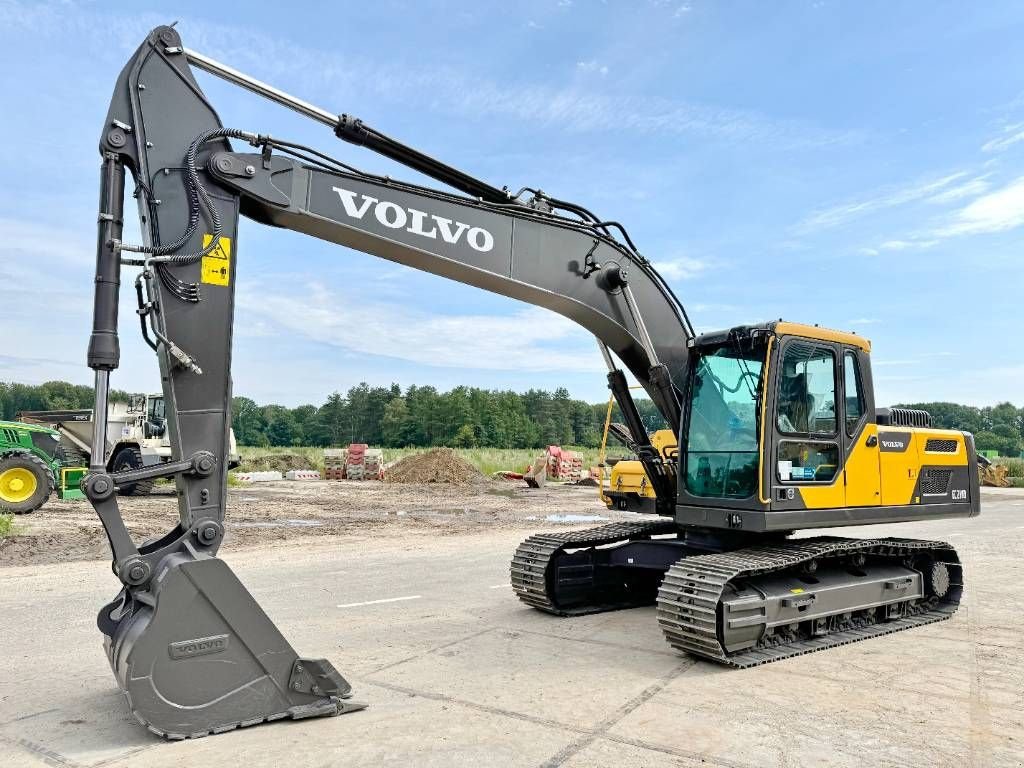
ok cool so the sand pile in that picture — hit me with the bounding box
[239,453,318,473]
[385,448,485,485]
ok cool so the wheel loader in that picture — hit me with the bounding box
[77,26,980,739]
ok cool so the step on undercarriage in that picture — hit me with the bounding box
[510,522,962,666]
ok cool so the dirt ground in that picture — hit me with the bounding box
[0,478,623,567]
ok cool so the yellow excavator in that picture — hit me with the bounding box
[81,26,979,739]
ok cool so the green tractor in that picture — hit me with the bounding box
[0,420,66,514]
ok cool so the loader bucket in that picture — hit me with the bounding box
[98,552,364,739]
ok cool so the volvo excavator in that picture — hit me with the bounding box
[83,26,980,739]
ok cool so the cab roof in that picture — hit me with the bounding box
[691,320,871,353]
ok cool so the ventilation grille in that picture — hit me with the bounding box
[921,468,953,495]
[888,407,932,428]
[1,428,19,444]
[925,438,958,453]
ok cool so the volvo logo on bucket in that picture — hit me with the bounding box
[169,634,230,660]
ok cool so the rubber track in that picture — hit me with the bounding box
[510,519,678,615]
[656,536,962,668]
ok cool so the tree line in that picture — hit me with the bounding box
[232,383,667,449]
[0,380,131,419]
[896,401,1024,457]
[2,380,1021,455]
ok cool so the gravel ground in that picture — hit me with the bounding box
[0,478,623,567]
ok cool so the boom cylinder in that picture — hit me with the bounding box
[88,153,125,468]
[88,153,125,372]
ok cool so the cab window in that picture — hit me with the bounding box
[777,440,839,483]
[843,352,864,436]
[776,341,839,483]
[685,343,764,499]
[777,342,836,435]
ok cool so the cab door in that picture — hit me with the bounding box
[841,348,881,507]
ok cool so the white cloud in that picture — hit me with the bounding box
[933,176,1024,237]
[878,238,938,251]
[0,2,849,150]
[794,172,969,234]
[237,281,604,373]
[576,60,609,76]
[652,256,706,280]
[981,122,1024,153]
[925,176,990,204]
[848,317,880,325]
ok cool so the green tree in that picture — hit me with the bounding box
[452,423,477,447]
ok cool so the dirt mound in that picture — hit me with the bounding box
[238,453,317,473]
[385,448,486,485]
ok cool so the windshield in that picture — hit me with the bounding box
[148,396,165,421]
[684,342,765,498]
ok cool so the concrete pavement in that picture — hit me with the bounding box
[1,492,1022,767]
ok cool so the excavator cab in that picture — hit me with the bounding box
[605,321,980,533]
[606,321,980,533]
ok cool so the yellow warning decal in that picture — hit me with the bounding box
[789,587,805,594]
[200,234,231,286]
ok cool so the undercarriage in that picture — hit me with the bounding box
[511,522,962,666]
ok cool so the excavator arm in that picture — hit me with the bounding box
[85,26,693,738]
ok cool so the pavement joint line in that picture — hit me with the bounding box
[336,595,421,609]
[538,659,697,768]
[965,590,995,764]
[488,583,511,589]
[359,678,585,735]
[596,732,760,768]
[0,707,61,726]
[494,624,682,659]
[0,733,84,768]
[90,743,165,768]
[359,626,497,677]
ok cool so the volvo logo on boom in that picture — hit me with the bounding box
[332,186,495,253]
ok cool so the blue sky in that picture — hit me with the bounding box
[1,0,1022,407]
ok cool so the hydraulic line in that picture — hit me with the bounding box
[117,128,257,264]
[173,41,697,340]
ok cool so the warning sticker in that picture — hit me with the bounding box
[200,234,231,286]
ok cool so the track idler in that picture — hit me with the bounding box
[98,549,364,739]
